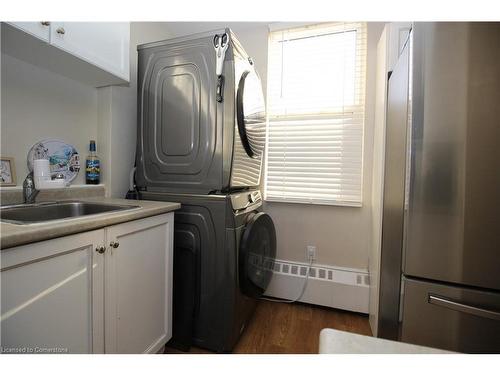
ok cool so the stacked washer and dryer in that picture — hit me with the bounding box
[135,29,277,352]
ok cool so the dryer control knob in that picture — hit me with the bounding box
[249,191,259,203]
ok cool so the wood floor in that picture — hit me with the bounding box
[164,300,372,354]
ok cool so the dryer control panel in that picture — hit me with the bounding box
[231,190,262,212]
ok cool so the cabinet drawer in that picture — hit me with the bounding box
[401,277,500,353]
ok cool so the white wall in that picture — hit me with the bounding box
[1,52,98,186]
[0,22,174,195]
[98,22,173,198]
[266,24,384,269]
[1,20,384,273]
[369,25,389,336]
[0,21,387,314]
[162,22,385,271]
[368,21,412,336]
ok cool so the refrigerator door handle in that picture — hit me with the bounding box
[428,294,500,321]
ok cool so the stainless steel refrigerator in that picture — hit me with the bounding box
[378,22,500,353]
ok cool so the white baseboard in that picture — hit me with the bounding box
[264,259,370,314]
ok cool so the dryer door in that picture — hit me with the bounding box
[239,212,276,298]
[236,70,266,158]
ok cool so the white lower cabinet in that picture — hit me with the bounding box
[104,214,173,354]
[0,229,105,354]
[6,22,51,42]
[0,213,173,354]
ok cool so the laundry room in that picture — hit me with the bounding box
[1,1,499,373]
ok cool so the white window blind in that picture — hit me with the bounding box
[265,22,367,206]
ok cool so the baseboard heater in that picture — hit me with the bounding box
[263,259,370,314]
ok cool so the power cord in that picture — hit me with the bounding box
[261,256,314,304]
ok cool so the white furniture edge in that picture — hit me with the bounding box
[319,328,452,354]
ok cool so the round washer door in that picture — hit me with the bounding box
[239,212,277,298]
[236,70,266,158]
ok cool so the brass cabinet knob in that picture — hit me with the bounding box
[110,241,119,249]
[56,27,65,35]
[41,21,51,26]
[95,246,106,254]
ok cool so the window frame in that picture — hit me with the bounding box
[264,22,367,207]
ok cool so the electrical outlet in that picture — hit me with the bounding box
[306,245,316,261]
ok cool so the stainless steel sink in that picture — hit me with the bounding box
[0,201,140,225]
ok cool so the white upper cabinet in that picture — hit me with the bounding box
[7,21,51,42]
[2,21,130,87]
[50,22,130,82]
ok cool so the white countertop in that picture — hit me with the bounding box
[319,328,451,354]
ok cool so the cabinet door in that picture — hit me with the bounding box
[50,22,129,81]
[104,213,174,353]
[7,22,50,42]
[0,230,105,354]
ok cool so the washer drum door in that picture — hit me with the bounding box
[239,212,277,298]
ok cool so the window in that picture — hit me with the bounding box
[265,22,367,206]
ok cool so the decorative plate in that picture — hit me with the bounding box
[27,139,81,183]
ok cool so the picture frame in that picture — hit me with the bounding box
[0,157,17,186]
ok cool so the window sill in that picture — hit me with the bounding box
[264,197,362,208]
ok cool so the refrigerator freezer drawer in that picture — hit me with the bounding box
[401,277,500,353]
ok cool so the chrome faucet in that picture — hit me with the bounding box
[23,172,39,204]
